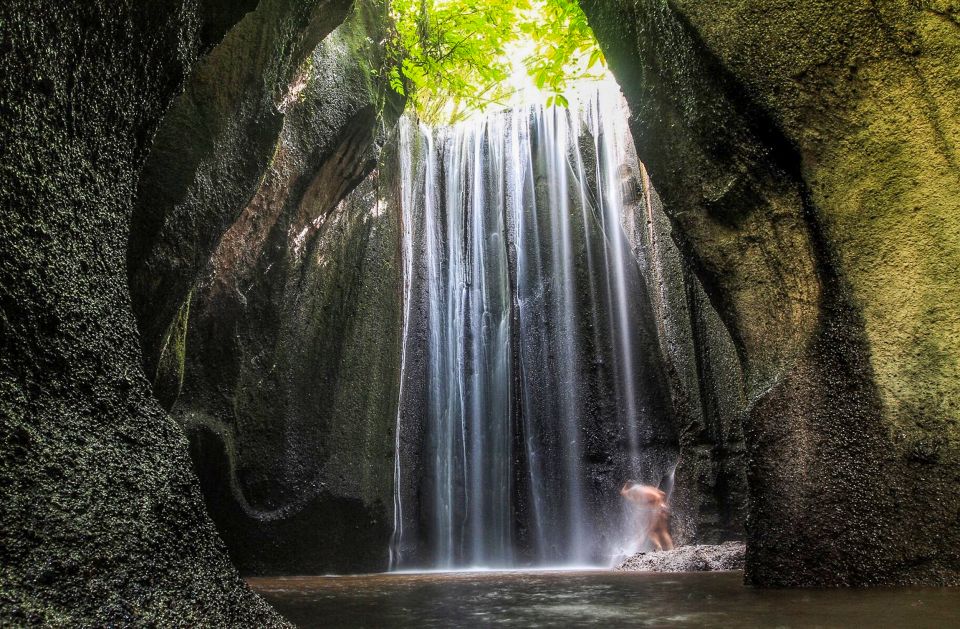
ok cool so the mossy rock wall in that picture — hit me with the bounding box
[583,0,960,586]
[0,0,349,623]
[162,4,406,575]
[666,0,960,470]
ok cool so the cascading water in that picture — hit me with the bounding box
[392,79,676,570]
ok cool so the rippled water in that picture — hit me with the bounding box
[249,570,959,628]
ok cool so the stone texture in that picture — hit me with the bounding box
[632,174,748,546]
[128,0,353,385]
[582,0,960,586]
[155,2,406,575]
[0,0,327,624]
[181,157,403,575]
[616,542,746,572]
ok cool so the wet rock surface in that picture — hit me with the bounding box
[582,0,960,587]
[616,542,746,573]
[631,173,749,547]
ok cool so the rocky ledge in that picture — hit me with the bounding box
[616,542,746,572]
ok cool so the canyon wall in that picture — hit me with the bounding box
[0,0,356,623]
[129,1,404,575]
[633,176,749,546]
[4,1,958,622]
[582,0,960,586]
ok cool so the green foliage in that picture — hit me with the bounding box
[386,0,606,124]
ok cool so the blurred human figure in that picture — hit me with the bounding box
[620,480,674,551]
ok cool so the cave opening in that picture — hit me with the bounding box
[125,0,747,578]
[7,0,960,624]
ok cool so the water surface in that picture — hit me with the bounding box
[249,570,959,628]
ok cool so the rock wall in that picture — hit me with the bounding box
[0,0,354,623]
[582,0,960,586]
[578,111,748,547]
[632,173,749,545]
[183,161,403,575]
[128,0,353,384]
[147,3,406,575]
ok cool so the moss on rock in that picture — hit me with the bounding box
[153,290,192,408]
[582,0,960,586]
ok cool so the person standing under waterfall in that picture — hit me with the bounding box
[620,480,674,551]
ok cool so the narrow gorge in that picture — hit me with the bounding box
[2,0,958,626]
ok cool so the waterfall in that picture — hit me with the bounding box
[389,119,417,570]
[392,80,671,570]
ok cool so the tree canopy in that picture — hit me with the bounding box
[386,0,606,124]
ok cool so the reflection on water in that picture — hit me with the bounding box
[249,570,959,628]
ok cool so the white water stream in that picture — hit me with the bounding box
[392,80,663,569]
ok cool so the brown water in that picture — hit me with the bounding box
[249,570,959,628]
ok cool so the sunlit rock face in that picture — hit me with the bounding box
[582,0,960,586]
[129,3,406,575]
